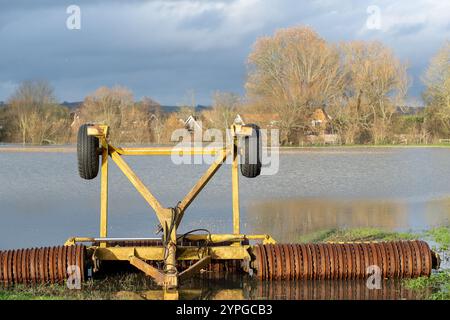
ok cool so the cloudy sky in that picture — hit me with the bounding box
[0,0,449,105]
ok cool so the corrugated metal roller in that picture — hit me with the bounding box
[251,241,438,280]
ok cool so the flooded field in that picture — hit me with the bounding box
[1,147,450,248]
[0,147,449,299]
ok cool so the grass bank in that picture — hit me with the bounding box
[297,227,418,243]
[0,274,158,300]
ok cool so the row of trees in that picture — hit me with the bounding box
[246,26,449,145]
[246,27,409,144]
[0,81,241,145]
[422,41,450,139]
[0,26,448,145]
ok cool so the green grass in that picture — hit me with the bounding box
[0,285,69,300]
[426,226,450,250]
[404,226,450,300]
[404,271,450,300]
[0,290,60,300]
[298,227,417,243]
[0,274,158,300]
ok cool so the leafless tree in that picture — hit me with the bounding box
[246,26,345,144]
[338,41,408,144]
[204,91,241,131]
[7,80,70,144]
[423,41,450,138]
[78,86,157,144]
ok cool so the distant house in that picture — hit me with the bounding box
[234,114,245,125]
[237,109,332,130]
[183,115,202,133]
[307,108,339,145]
[176,115,204,142]
[195,107,343,145]
[310,108,331,128]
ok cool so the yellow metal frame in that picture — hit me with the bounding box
[68,124,276,288]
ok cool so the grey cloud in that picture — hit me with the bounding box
[388,22,426,37]
[0,0,449,104]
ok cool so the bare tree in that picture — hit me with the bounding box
[246,26,345,144]
[204,91,241,131]
[7,80,70,144]
[331,41,408,144]
[141,96,163,143]
[423,41,450,138]
[78,86,157,144]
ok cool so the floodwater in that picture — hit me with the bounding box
[0,147,449,299]
[112,276,428,300]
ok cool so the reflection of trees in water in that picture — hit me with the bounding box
[246,199,409,242]
[240,279,425,300]
[425,197,450,228]
[137,277,426,300]
[112,273,427,300]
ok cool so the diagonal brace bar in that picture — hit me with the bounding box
[179,256,211,282]
[109,147,169,224]
[129,255,165,285]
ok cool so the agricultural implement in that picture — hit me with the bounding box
[0,122,441,294]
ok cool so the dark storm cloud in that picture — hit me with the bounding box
[0,0,448,104]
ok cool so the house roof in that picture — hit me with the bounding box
[311,108,331,121]
[184,115,202,131]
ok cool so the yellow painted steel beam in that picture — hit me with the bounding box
[64,237,91,246]
[65,234,276,246]
[115,147,224,156]
[164,222,178,284]
[109,147,171,224]
[179,256,211,282]
[179,234,277,244]
[231,137,240,235]
[87,124,109,138]
[175,148,230,226]
[95,246,164,261]
[99,145,109,247]
[93,245,251,261]
[129,255,165,285]
[232,124,254,137]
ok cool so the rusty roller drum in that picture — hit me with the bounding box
[251,241,439,281]
[0,245,87,285]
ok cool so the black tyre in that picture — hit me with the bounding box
[77,124,100,180]
[240,124,262,178]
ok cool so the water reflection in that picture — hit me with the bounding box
[126,276,427,300]
[247,198,450,243]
